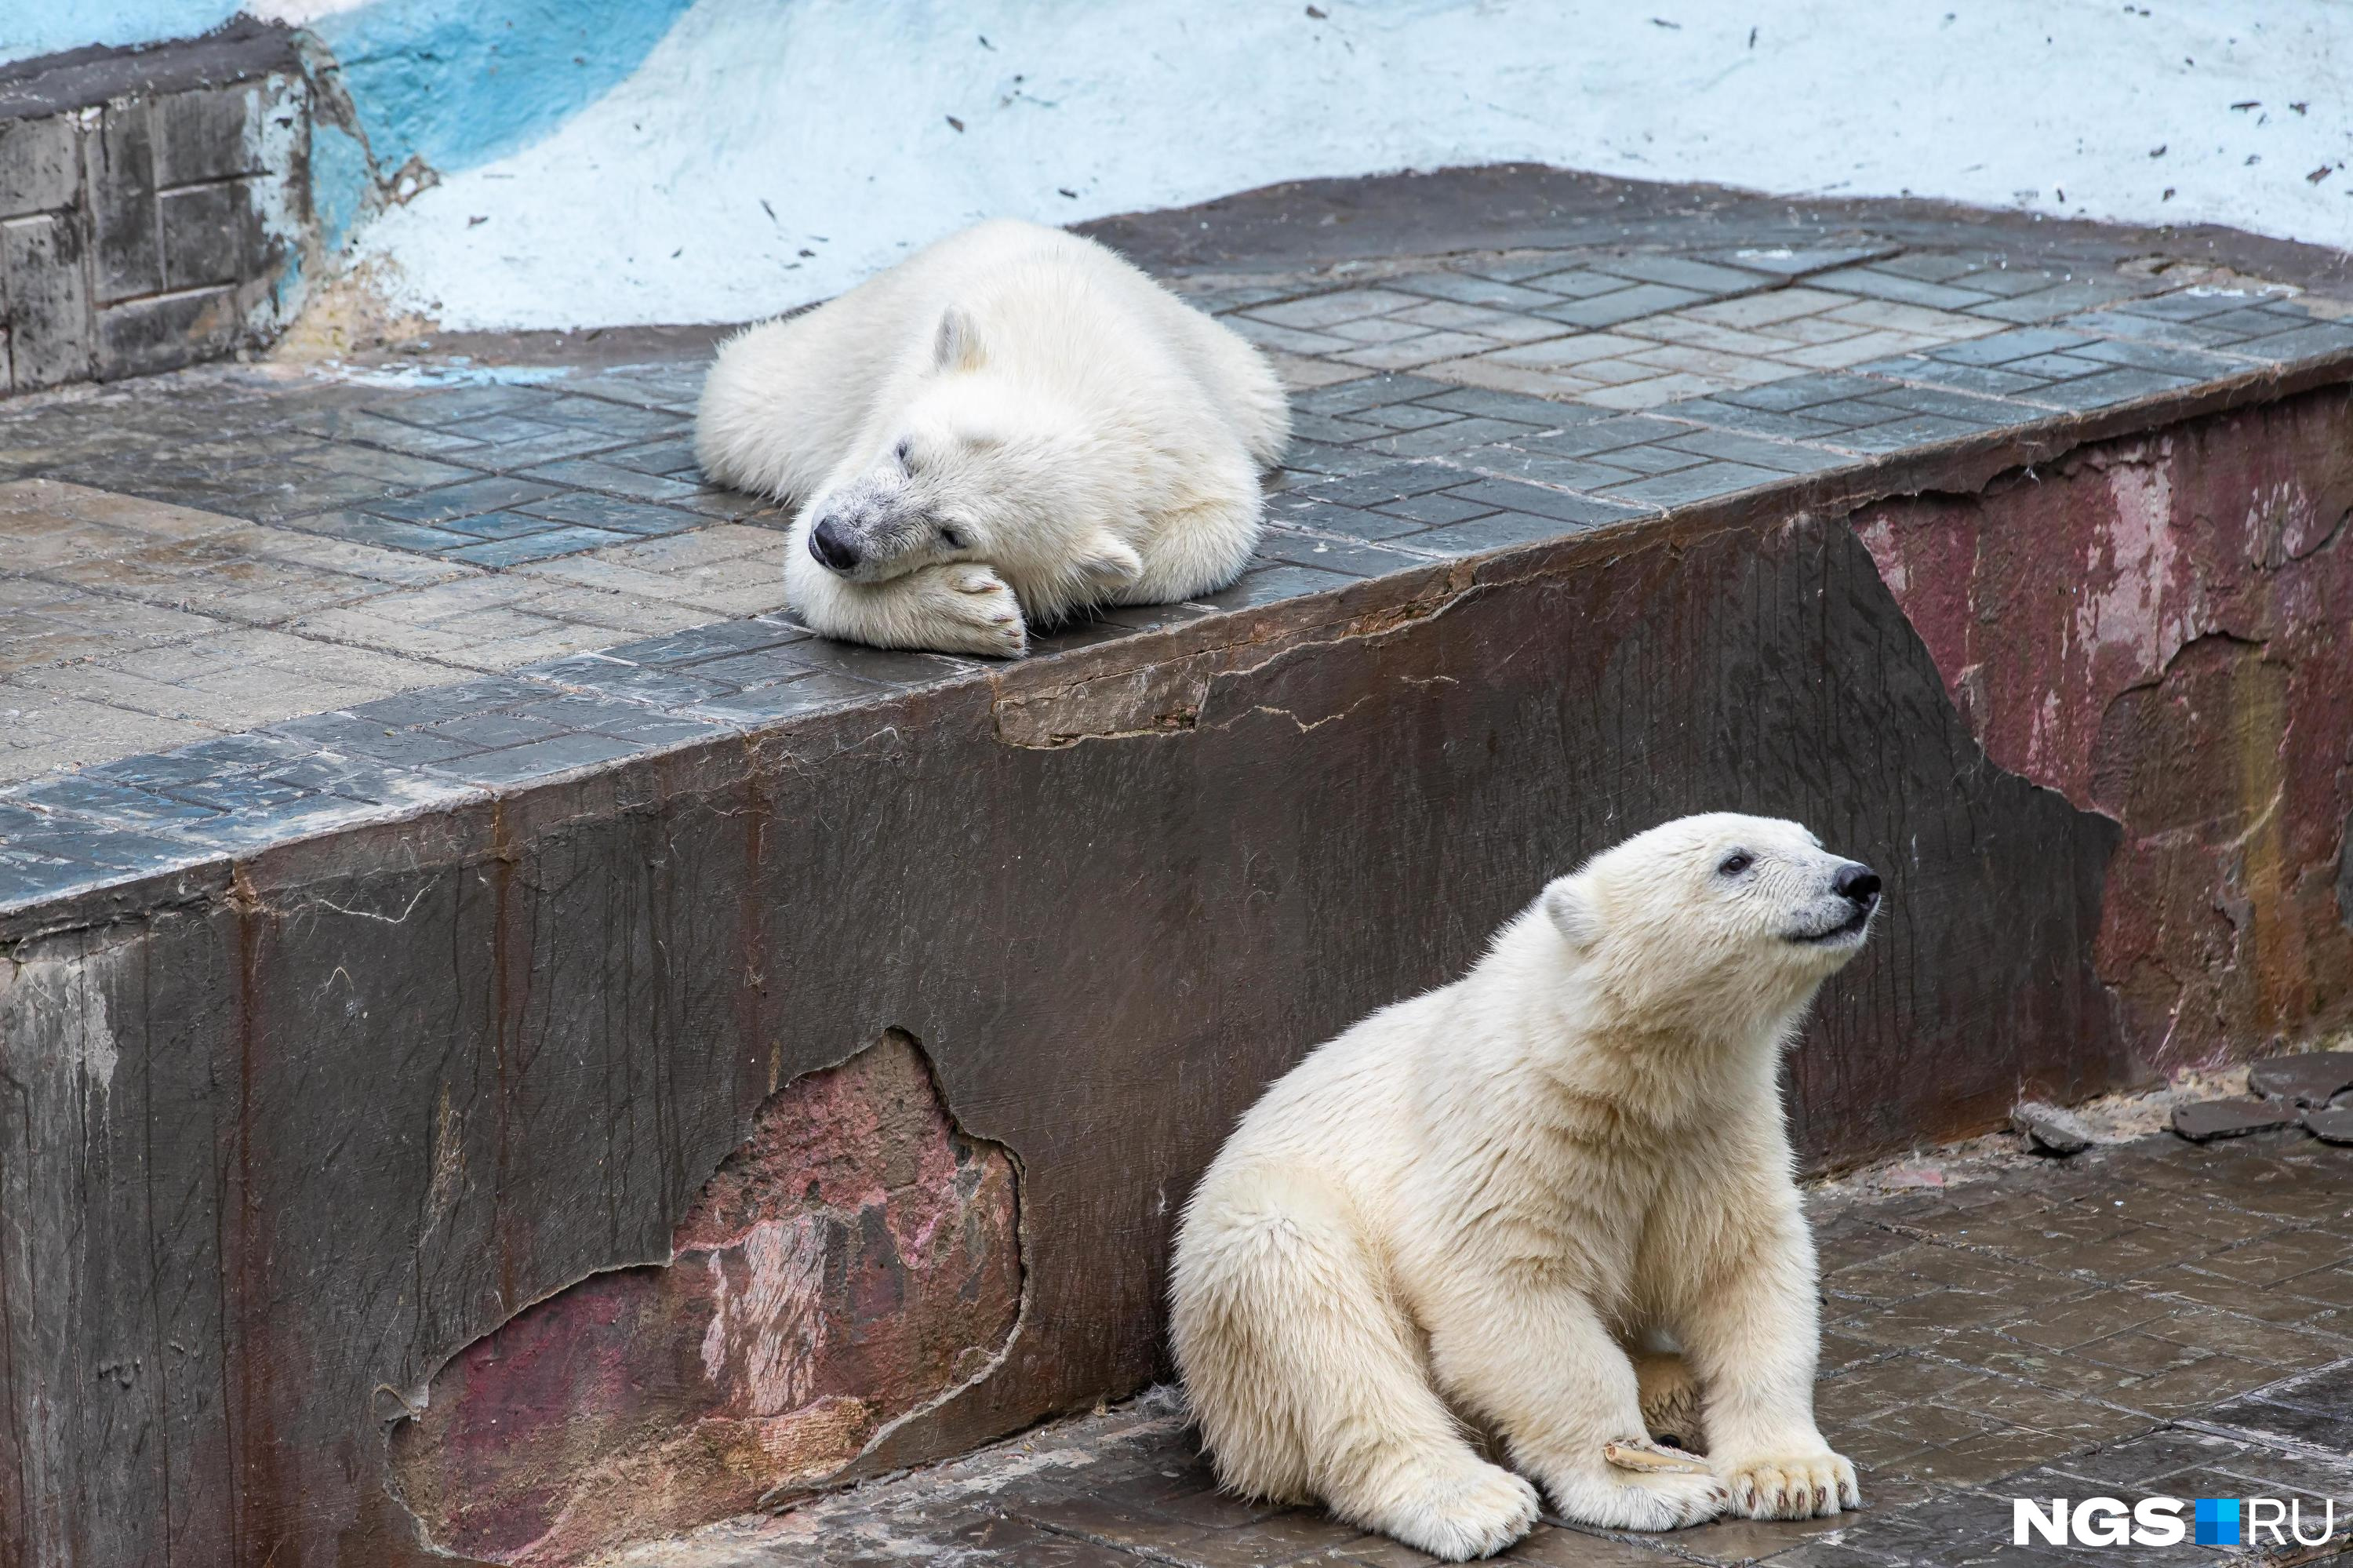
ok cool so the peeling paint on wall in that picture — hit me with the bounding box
[384,1029,1022,1565]
[1857,390,2353,1071]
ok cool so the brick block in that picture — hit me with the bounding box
[2,212,94,389]
[158,177,263,289]
[95,284,237,380]
[0,113,82,213]
[83,99,162,302]
[153,81,266,184]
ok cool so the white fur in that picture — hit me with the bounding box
[1170,813,1878,1560]
[694,218,1289,657]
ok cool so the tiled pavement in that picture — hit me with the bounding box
[6,205,2353,909]
[627,1126,2353,1567]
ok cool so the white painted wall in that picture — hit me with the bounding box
[355,0,2353,333]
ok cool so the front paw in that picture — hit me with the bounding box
[1716,1451,1858,1519]
[1344,1453,1540,1562]
[1544,1465,1727,1532]
[915,564,1027,658]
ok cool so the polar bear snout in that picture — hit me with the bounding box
[809,514,865,573]
[1832,863,1881,910]
[1788,860,1881,947]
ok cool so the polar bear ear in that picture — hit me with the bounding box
[1542,878,1602,954]
[1071,530,1145,591]
[933,307,986,373]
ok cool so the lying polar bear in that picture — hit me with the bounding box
[695,219,1289,657]
[1170,814,1882,1560]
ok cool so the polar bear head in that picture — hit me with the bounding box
[1539,813,1880,1031]
[798,309,1142,605]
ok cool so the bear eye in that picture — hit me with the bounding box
[939,523,969,549]
[895,439,915,468]
[1718,851,1754,877]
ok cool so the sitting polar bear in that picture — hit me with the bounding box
[1170,814,1882,1561]
[695,219,1289,657]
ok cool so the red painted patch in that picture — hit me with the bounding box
[387,1032,1020,1563]
[1859,393,2353,1069]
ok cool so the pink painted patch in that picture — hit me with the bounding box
[387,1032,1020,1564]
[1857,398,2353,1071]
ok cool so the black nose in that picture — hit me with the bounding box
[809,516,861,572]
[1835,863,1882,906]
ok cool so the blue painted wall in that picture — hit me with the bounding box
[2,1,243,63]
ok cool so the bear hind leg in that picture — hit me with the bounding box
[1173,1175,1538,1562]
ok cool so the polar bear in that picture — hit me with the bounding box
[694,219,1289,657]
[1169,814,1882,1561]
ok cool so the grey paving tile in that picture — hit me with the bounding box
[0,806,202,904]
[685,671,884,725]
[1870,251,1995,283]
[275,510,483,555]
[2018,367,2198,410]
[514,457,714,504]
[1859,357,2046,398]
[1403,508,1613,556]
[432,510,571,541]
[9,773,226,829]
[2062,337,2249,378]
[1719,373,1889,411]
[521,656,736,710]
[2232,321,2353,362]
[375,384,558,427]
[1527,413,1697,459]
[444,526,634,566]
[428,730,645,786]
[1412,386,1619,427]
[1367,490,1507,527]
[1432,478,1649,527]
[1589,253,1772,293]
[1849,385,2038,426]
[1290,373,1457,417]
[1595,460,1787,507]
[511,491,708,537]
[1384,272,1564,311]
[602,618,809,668]
[1271,497,1435,542]
[267,711,481,767]
[1191,563,1357,612]
[769,637,980,688]
[1663,399,1848,441]
[1966,277,2140,322]
[598,436,704,478]
[1355,417,1543,459]
[1513,265,1644,299]
[1660,427,1862,473]
[1253,530,1438,579]
[345,676,549,727]
[1810,266,1995,311]
[419,707,572,751]
[1827,414,2003,452]
[364,475,568,525]
[1295,461,1467,508]
[1448,444,1642,492]
[1694,241,1902,276]
[1529,282,1707,328]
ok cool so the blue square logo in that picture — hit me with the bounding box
[2195,1497,2241,1546]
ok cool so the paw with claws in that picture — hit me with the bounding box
[1718,1450,1859,1519]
